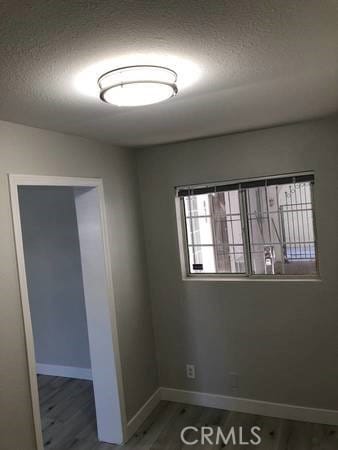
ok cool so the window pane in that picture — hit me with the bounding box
[246,181,317,275]
[186,217,213,245]
[188,246,215,273]
[184,194,210,216]
[188,245,246,274]
[212,245,246,273]
[223,189,240,214]
[184,190,245,274]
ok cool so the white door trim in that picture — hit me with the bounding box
[8,174,128,449]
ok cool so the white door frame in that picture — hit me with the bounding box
[8,174,128,450]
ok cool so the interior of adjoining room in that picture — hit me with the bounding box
[12,178,127,448]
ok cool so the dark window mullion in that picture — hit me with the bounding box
[239,188,252,276]
[182,198,194,274]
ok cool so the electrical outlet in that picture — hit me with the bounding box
[186,364,196,379]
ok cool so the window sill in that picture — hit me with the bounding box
[182,275,322,283]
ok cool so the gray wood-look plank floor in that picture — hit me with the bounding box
[37,375,338,450]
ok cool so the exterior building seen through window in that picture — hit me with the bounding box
[177,173,318,278]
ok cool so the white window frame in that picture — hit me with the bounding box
[175,172,321,282]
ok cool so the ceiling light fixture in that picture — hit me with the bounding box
[98,65,178,107]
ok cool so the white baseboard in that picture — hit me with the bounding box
[126,388,161,440]
[36,363,92,380]
[109,385,338,443]
[160,387,338,426]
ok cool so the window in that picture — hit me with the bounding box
[177,173,319,278]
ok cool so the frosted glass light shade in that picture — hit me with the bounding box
[98,66,178,107]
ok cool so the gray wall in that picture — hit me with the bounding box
[137,115,338,411]
[18,186,91,369]
[0,120,158,450]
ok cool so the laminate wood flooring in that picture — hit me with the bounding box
[37,375,338,449]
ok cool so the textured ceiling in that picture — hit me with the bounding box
[0,0,337,147]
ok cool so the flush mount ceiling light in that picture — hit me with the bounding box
[98,65,178,107]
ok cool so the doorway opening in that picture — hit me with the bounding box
[9,175,127,450]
